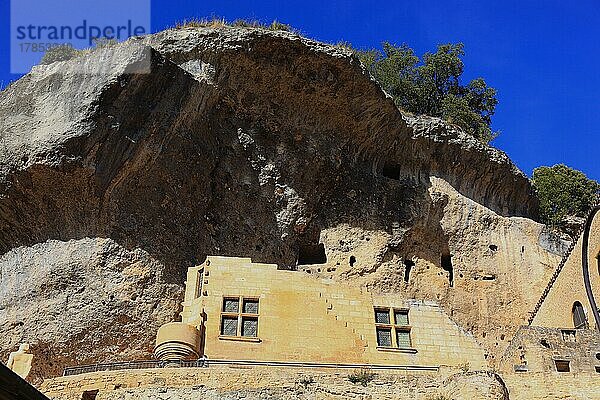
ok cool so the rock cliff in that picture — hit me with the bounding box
[0,26,565,380]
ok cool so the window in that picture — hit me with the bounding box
[554,360,570,372]
[561,329,576,342]
[220,297,259,338]
[196,268,204,298]
[81,391,98,400]
[572,302,587,329]
[374,307,412,348]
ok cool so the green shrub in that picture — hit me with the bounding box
[356,42,498,143]
[40,44,81,64]
[533,164,600,227]
[348,368,376,386]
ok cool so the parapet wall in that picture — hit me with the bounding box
[40,366,508,400]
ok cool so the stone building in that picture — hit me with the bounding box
[155,256,486,369]
[496,206,600,398]
[37,207,600,400]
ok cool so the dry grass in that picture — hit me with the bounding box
[174,17,297,33]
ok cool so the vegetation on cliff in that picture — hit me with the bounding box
[357,43,498,143]
[533,164,600,227]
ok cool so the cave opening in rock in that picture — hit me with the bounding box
[382,163,401,180]
[403,259,415,283]
[489,244,498,252]
[296,243,327,265]
[441,253,454,287]
[349,255,356,267]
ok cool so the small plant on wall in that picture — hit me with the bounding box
[298,376,315,387]
[348,368,377,386]
[458,361,470,373]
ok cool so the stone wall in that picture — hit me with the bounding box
[40,366,508,400]
[503,373,600,400]
[499,326,600,375]
[499,325,600,400]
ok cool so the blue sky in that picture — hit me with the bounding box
[1,0,598,180]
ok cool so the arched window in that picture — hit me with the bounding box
[572,301,587,329]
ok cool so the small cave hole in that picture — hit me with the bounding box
[441,253,454,287]
[482,332,487,338]
[540,339,550,348]
[500,334,505,340]
[595,353,600,361]
[297,243,327,265]
[482,274,496,281]
[403,259,415,283]
[381,163,401,180]
[521,246,525,253]
[489,244,498,252]
[349,256,356,267]
[82,390,99,400]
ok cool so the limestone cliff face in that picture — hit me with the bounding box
[0,27,563,378]
[0,238,181,384]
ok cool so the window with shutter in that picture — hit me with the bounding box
[572,302,587,329]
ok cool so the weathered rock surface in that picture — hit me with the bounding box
[316,177,566,364]
[0,26,565,379]
[40,366,509,400]
[0,238,181,384]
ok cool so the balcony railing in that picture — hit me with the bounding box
[63,358,437,377]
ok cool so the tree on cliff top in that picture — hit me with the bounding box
[532,164,600,227]
[357,43,498,143]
